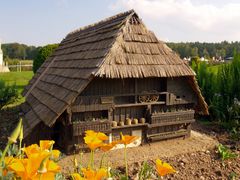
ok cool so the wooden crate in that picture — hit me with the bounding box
[71,120,112,136]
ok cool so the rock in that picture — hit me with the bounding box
[215,170,222,176]
[205,150,210,154]
[180,162,185,168]
[200,175,205,180]
[180,158,188,164]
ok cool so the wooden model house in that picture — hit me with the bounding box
[22,10,208,152]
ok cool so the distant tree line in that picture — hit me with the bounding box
[3,41,240,61]
[1,43,58,72]
[167,41,240,59]
[2,43,40,60]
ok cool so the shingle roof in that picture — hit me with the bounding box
[22,10,208,136]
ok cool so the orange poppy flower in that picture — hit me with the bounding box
[85,130,108,141]
[7,151,60,180]
[7,151,51,179]
[81,167,107,180]
[33,159,61,180]
[156,159,176,177]
[51,149,61,159]
[39,140,55,151]
[84,130,108,150]
[22,141,60,160]
[3,156,16,176]
[100,141,119,152]
[119,132,139,146]
[22,144,40,158]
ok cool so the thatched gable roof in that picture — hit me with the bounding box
[22,10,208,136]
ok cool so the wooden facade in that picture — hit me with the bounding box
[54,77,197,152]
[22,10,208,153]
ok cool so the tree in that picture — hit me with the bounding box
[166,41,240,59]
[33,44,58,73]
[190,47,199,57]
[2,43,39,60]
[203,48,210,59]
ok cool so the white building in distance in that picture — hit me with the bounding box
[0,42,10,72]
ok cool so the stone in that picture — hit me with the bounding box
[215,170,222,176]
[205,150,211,154]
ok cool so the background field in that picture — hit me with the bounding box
[0,71,33,106]
[0,71,33,93]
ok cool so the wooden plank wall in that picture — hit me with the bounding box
[77,77,167,97]
[71,77,167,122]
[167,77,198,105]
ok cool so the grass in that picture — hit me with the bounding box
[0,71,33,93]
[208,64,223,74]
[0,71,34,107]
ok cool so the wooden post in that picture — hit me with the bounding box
[135,79,138,103]
[66,107,72,124]
[108,107,113,121]
[185,123,191,138]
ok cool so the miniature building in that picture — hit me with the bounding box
[22,10,208,152]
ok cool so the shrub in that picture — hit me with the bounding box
[33,44,58,73]
[0,80,18,109]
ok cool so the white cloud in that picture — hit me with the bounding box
[110,0,240,42]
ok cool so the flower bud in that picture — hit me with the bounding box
[8,118,22,144]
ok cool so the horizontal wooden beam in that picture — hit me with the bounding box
[148,119,195,128]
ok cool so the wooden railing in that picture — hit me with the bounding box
[150,110,195,125]
[71,120,112,136]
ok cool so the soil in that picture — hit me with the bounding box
[0,106,21,149]
[58,122,240,179]
[0,108,239,179]
[59,131,219,172]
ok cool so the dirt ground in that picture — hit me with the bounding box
[0,107,20,149]
[59,126,240,179]
[59,131,218,172]
[1,108,239,179]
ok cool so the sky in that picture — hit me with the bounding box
[0,0,240,46]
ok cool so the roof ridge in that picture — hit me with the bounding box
[67,9,135,36]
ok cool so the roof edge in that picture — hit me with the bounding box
[67,9,135,36]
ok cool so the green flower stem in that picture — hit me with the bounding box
[0,142,10,163]
[90,150,94,169]
[99,152,106,168]
[19,139,22,158]
[124,145,128,178]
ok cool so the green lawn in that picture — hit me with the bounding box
[0,71,33,93]
[208,64,225,74]
[0,71,34,107]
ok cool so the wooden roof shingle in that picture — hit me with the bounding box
[22,10,208,137]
